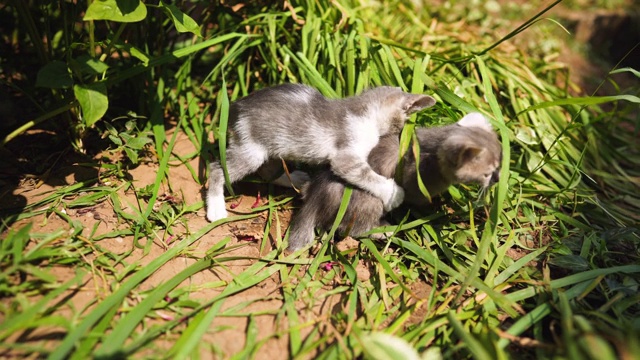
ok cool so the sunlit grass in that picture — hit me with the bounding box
[0,0,638,359]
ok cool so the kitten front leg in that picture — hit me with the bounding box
[206,161,228,222]
[330,153,404,211]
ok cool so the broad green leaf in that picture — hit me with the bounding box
[119,132,151,150]
[84,0,147,22]
[548,255,590,271]
[409,131,431,203]
[123,147,138,164]
[36,61,73,89]
[494,246,548,285]
[66,190,111,207]
[114,42,150,66]
[73,82,109,127]
[109,33,246,83]
[125,135,152,150]
[108,134,122,146]
[159,1,201,36]
[69,55,109,75]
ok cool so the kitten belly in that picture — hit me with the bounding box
[270,144,335,163]
[266,134,338,163]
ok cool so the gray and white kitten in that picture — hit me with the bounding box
[206,83,436,222]
[287,113,502,251]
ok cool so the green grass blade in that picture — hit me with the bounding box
[447,311,493,359]
[218,74,234,195]
[0,270,85,340]
[493,245,548,285]
[169,259,285,358]
[93,256,222,357]
[46,215,258,360]
[518,94,640,115]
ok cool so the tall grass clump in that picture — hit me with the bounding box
[0,0,638,359]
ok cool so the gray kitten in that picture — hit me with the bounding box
[287,113,502,251]
[206,83,436,222]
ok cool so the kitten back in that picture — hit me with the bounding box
[342,86,436,135]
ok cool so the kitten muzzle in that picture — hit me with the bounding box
[490,170,500,185]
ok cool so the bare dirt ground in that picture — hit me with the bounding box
[1,128,396,358]
[2,130,286,357]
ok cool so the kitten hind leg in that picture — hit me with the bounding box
[206,142,268,222]
[330,153,404,211]
[288,177,333,251]
[287,203,318,251]
[206,161,229,222]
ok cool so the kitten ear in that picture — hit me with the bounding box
[402,94,436,114]
[457,112,493,132]
[457,146,482,166]
[443,135,482,166]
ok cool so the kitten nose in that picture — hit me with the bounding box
[490,171,500,184]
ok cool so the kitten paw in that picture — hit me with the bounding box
[370,231,393,240]
[206,195,228,222]
[287,233,314,251]
[287,225,315,251]
[370,221,393,240]
[383,182,405,211]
